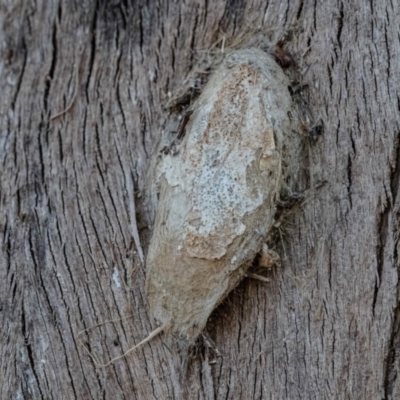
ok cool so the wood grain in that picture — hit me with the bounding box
[1,0,399,398]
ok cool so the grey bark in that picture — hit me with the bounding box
[1,1,399,399]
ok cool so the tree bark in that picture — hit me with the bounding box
[1,1,399,399]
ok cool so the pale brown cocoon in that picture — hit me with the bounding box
[146,48,301,346]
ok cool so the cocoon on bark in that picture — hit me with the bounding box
[146,48,302,347]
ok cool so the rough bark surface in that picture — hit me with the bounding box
[1,1,399,399]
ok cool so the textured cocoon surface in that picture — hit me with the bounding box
[146,48,301,344]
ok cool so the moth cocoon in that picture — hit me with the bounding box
[146,48,301,347]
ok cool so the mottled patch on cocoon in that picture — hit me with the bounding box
[146,48,302,345]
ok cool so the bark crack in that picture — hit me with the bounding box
[21,304,45,399]
[43,21,58,115]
